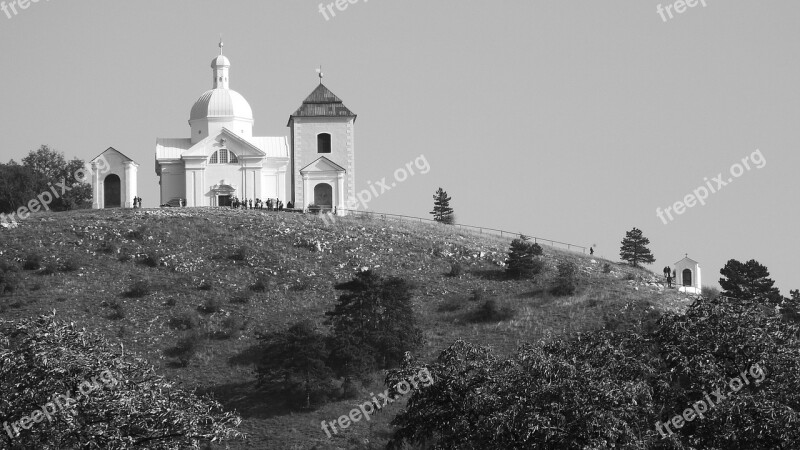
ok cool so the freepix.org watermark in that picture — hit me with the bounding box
[655,362,766,438]
[0,155,110,226]
[319,154,430,225]
[1,0,51,20]
[318,0,368,21]
[321,367,433,438]
[656,0,708,23]
[3,369,119,439]
[656,149,766,225]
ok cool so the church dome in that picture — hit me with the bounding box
[211,55,230,68]
[190,88,253,121]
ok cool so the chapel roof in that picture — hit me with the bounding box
[290,84,356,119]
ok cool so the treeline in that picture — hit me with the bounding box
[0,145,91,214]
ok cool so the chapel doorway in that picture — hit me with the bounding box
[682,269,692,287]
[104,174,121,208]
[314,183,333,208]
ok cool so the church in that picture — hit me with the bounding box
[154,42,357,212]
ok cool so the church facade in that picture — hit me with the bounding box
[155,43,357,212]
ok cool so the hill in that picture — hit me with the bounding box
[0,208,690,449]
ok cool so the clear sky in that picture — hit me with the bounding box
[1,1,797,294]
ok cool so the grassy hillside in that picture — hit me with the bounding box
[0,208,690,449]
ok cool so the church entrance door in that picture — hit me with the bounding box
[218,195,231,207]
[682,269,692,286]
[313,183,333,208]
[104,174,121,208]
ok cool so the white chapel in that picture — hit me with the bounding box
[155,42,357,211]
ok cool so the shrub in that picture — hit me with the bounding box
[140,253,161,268]
[229,246,248,262]
[40,262,58,276]
[251,274,271,292]
[124,279,151,298]
[198,280,214,291]
[218,316,246,339]
[437,296,465,313]
[448,262,463,277]
[0,260,18,273]
[97,241,117,255]
[702,285,721,299]
[469,299,516,323]
[290,279,311,292]
[61,259,80,272]
[551,261,578,296]
[505,239,544,279]
[169,310,200,330]
[107,301,126,320]
[23,253,42,271]
[117,248,132,262]
[230,291,252,304]
[127,226,148,240]
[602,263,612,274]
[198,296,223,314]
[624,272,636,281]
[470,288,487,302]
[172,331,201,366]
[164,297,177,307]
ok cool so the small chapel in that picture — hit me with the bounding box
[154,41,357,212]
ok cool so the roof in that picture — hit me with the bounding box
[290,83,356,120]
[92,147,135,164]
[675,256,700,266]
[248,137,289,158]
[156,138,192,160]
[190,89,253,121]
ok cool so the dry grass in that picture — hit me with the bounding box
[0,208,690,449]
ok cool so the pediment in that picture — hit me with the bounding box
[182,128,266,159]
[299,156,346,174]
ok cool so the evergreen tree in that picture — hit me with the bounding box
[325,271,423,379]
[430,187,454,224]
[619,227,655,267]
[256,320,333,408]
[505,237,544,279]
[551,261,578,296]
[719,259,782,304]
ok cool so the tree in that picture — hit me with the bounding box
[256,320,333,408]
[551,261,578,296]
[0,163,43,214]
[505,237,543,279]
[325,271,423,378]
[719,259,782,304]
[0,314,243,449]
[430,187,454,224]
[20,145,92,211]
[619,227,655,267]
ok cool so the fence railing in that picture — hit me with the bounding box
[336,208,587,254]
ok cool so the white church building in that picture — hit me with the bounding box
[155,42,357,211]
[675,255,702,294]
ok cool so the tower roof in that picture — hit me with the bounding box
[290,84,356,119]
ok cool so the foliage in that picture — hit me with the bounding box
[256,320,333,408]
[602,262,612,274]
[387,297,800,449]
[448,261,463,277]
[468,299,515,323]
[22,253,42,271]
[20,145,92,211]
[619,227,655,267]
[124,279,151,298]
[719,258,782,304]
[430,187,454,224]
[505,238,544,279]
[0,163,45,214]
[198,296,223,314]
[169,310,201,330]
[326,270,424,377]
[0,314,243,448]
[551,261,578,296]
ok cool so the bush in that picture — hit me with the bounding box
[107,301,126,320]
[140,253,161,268]
[172,331,201,366]
[218,316,246,339]
[97,241,117,255]
[40,262,58,276]
[127,226,148,240]
[469,299,516,323]
[602,263,612,274]
[251,274,272,292]
[551,261,578,296]
[198,280,214,291]
[437,296,465,313]
[290,279,311,292]
[61,259,80,272]
[23,253,42,271]
[702,285,721,299]
[169,310,200,330]
[198,296,223,314]
[124,279,151,298]
[470,288,489,302]
[230,291,252,304]
[229,246,248,262]
[117,248,132,262]
[448,262,463,277]
[505,239,544,279]
[0,260,18,273]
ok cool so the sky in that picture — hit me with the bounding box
[1,1,798,294]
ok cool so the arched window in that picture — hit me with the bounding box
[208,149,239,164]
[317,133,331,153]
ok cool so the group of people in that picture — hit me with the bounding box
[133,196,143,208]
[229,197,294,211]
[662,266,677,288]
